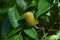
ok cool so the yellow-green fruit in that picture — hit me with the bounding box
[25,12,36,26]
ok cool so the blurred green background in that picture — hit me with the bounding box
[0,0,60,40]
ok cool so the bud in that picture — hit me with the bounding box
[25,12,36,26]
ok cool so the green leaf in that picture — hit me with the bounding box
[8,34,23,40]
[56,30,60,36]
[16,0,27,9]
[23,28,39,40]
[36,0,52,18]
[26,0,36,9]
[14,8,20,20]
[40,12,50,23]
[19,35,23,40]
[46,35,60,40]
[0,7,10,14]
[8,7,20,28]
[19,14,25,20]
[8,27,22,37]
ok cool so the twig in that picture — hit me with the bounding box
[34,26,58,32]
[19,31,22,36]
[42,28,45,36]
[41,33,48,40]
[24,37,30,40]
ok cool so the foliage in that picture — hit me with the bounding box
[0,0,60,40]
